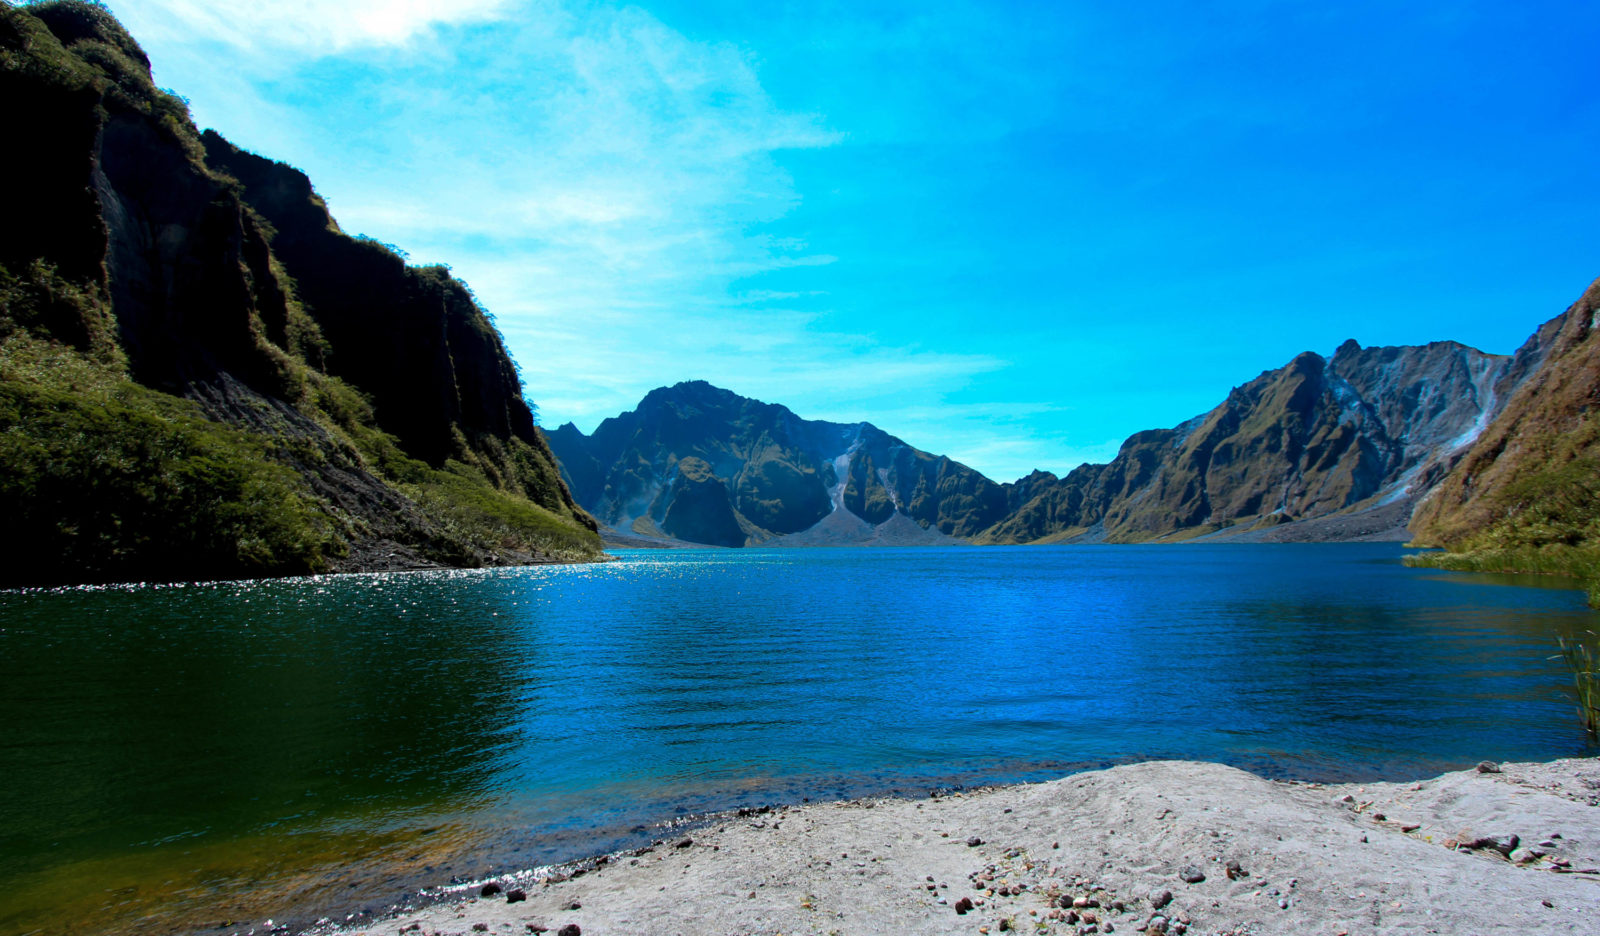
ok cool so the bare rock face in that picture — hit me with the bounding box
[1409,277,1600,549]
[978,338,1528,545]
[547,381,1007,547]
[551,313,1563,550]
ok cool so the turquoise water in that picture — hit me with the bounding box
[0,544,1595,934]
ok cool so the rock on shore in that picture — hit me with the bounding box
[330,758,1600,936]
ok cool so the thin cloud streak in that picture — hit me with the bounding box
[112,0,513,55]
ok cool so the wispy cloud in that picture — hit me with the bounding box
[105,0,1041,476]
[112,0,513,54]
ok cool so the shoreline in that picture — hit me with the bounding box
[305,756,1600,936]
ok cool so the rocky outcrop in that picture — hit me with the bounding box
[547,381,1006,546]
[658,456,747,547]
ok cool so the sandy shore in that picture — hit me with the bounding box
[322,758,1600,936]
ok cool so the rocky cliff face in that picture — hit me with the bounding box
[0,2,599,584]
[1409,277,1600,549]
[978,340,1525,544]
[551,329,1541,550]
[547,381,1007,546]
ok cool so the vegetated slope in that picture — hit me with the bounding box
[1406,276,1600,600]
[977,339,1526,544]
[546,380,1006,546]
[0,1,600,585]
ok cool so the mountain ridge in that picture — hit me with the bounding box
[555,324,1549,549]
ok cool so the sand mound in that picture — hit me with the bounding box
[329,757,1600,936]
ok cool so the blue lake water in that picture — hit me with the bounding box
[0,543,1595,934]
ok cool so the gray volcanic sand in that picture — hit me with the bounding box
[335,758,1600,936]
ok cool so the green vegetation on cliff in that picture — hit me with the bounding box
[1406,278,1600,604]
[0,2,600,584]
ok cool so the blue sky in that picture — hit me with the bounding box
[103,0,1599,482]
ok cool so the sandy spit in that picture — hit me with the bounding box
[326,758,1599,936]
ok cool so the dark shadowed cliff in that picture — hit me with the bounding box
[546,380,1006,546]
[0,1,599,585]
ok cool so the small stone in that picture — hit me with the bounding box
[1278,898,1289,910]
[1179,865,1205,884]
[1401,824,1420,833]
[1510,848,1541,864]
[954,896,975,915]
[1360,834,1368,844]
[1539,840,1559,849]
[1542,899,1554,908]
[1144,914,1168,934]
[1372,812,1386,821]
[1224,859,1246,880]
[1335,794,1355,805]
[564,901,581,911]
[999,919,1012,931]
[1073,896,1093,908]
[675,838,694,848]
[1149,889,1173,910]
[967,836,985,847]
[473,925,489,933]
[480,882,503,897]
[506,889,526,903]
[1466,834,1520,856]
[1476,761,1501,774]
[556,926,581,936]
[1103,923,1114,933]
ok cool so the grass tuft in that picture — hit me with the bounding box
[1553,632,1600,739]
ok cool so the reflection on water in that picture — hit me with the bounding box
[0,544,1595,934]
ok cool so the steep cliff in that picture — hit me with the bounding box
[1408,278,1600,564]
[977,339,1523,544]
[0,2,599,585]
[547,381,1006,546]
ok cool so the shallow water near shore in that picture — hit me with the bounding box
[1,543,1595,935]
